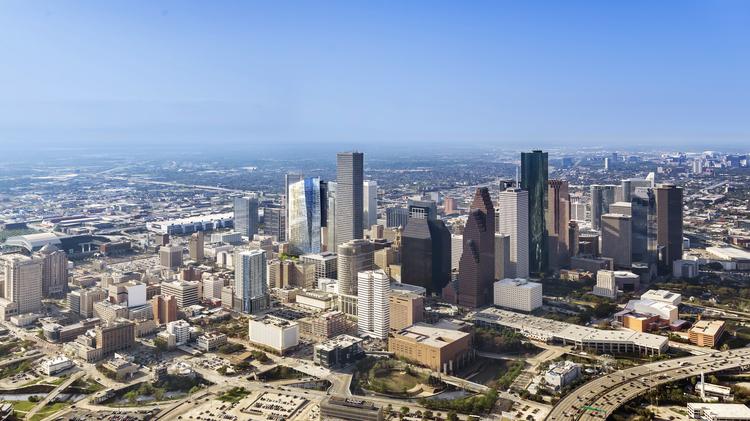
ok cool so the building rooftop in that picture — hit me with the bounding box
[316,334,363,351]
[690,319,725,336]
[687,403,750,418]
[394,322,470,348]
[641,289,681,302]
[496,278,542,289]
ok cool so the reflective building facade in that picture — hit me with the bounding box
[521,150,548,274]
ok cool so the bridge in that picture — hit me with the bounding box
[546,347,750,421]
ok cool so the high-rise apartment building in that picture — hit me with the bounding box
[334,152,364,247]
[547,180,571,270]
[655,184,683,274]
[337,239,375,296]
[357,270,390,340]
[151,294,178,325]
[1,254,43,318]
[234,195,259,240]
[188,231,204,261]
[496,188,530,279]
[37,244,68,297]
[456,188,495,308]
[234,249,268,313]
[287,177,327,255]
[363,180,378,229]
[521,150,548,274]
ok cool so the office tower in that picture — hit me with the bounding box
[609,202,632,216]
[622,177,655,203]
[401,216,451,295]
[389,292,424,330]
[96,319,135,356]
[234,195,259,239]
[444,197,458,215]
[1,254,43,316]
[601,213,633,268]
[521,150,548,274]
[68,288,106,318]
[546,180,571,270]
[287,177,328,255]
[495,234,511,280]
[357,270,390,340]
[323,181,337,252]
[284,173,304,240]
[202,277,223,300]
[604,157,610,171]
[407,199,438,221]
[570,197,587,222]
[188,231,204,261]
[496,188,530,278]
[160,245,183,270]
[336,239,375,295]
[451,234,463,271]
[300,252,338,283]
[568,221,580,257]
[263,206,285,241]
[160,280,200,308]
[151,295,177,325]
[363,180,378,229]
[456,188,495,308]
[386,206,409,228]
[234,249,268,313]
[590,185,617,230]
[37,244,68,297]
[334,152,364,247]
[632,187,657,265]
[655,184,683,273]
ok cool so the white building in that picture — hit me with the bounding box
[544,360,581,390]
[640,289,682,306]
[1,254,43,319]
[593,270,639,299]
[146,213,233,235]
[202,277,224,301]
[296,290,336,311]
[624,299,679,323]
[124,282,147,308]
[357,270,390,340]
[363,180,378,229]
[450,234,463,271]
[196,332,227,352]
[673,259,699,279]
[211,231,243,245]
[166,320,191,345]
[493,278,543,312]
[40,356,74,375]
[248,315,299,354]
[687,403,750,421]
[496,188,529,279]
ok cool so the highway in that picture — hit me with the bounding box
[546,347,750,421]
[25,371,86,420]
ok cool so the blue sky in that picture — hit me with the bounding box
[1,1,749,152]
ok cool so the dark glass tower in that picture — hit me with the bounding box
[334,152,364,247]
[456,187,495,308]
[401,202,451,295]
[655,184,683,274]
[521,150,548,275]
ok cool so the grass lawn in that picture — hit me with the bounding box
[217,387,250,403]
[29,402,69,421]
[368,363,428,394]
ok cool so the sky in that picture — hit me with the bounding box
[1,0,749,154]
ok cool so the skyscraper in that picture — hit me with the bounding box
[188,231,204,261]
[600,213,633,268]
[363,180,378,229]
[632,187,657,265]
[37,244,68,298]
[334,152,364,247]
[357,270,390,340]
[336,239,375,296]
[655,184,683,274]
[1,254,43,317]
[547,180,571,270]
[386,206,409,228]
[590,184,617,230]
[521,150,548,274]
[234,249,268,313]
[263,206,285,241]
[234,195,259,239]
[401,215,451,295]
[496,188,530,278]
[287,177,327,255]
[284,173,304,238]
[456,188,495,308]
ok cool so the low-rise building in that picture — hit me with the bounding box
[314,334,364,368]
[640,289,682,306]
[248,315,299,354]
[320,396,383,421]
[196,332,228,352]
[687,403,750,421]
[295,289,336,311]
[493,278,543,312]
[689,320,725,348]
[544,360,581,390]
[103,355,139,380]
[388,322,472,374]
[166,320,191,346]
[40,356,74,375]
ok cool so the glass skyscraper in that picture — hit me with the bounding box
[334,152,364,247]
[234,249,268,314]
[233,195,259,239]
[287,177,328,255]
[521,150,548,275]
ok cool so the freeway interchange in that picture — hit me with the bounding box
[547,347,750,421]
